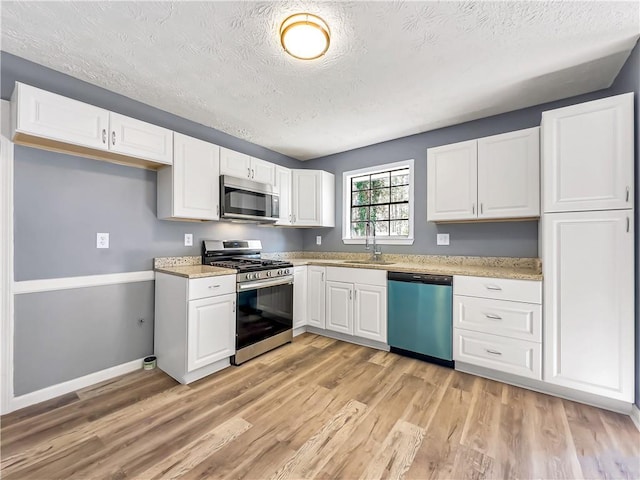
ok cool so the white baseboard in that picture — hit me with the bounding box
[293,326,307,337]
[9,357,144,413]
[456,362,633,415]
[631,404,640,432]
[306,326,390,352]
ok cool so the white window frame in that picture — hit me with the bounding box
[342,159,415,245]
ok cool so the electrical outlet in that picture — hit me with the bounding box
[436,233,450,246]
[316,235,322,245]
[96,233,109,249]
[184,233,193,247]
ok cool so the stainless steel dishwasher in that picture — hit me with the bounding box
[387,272,454,367]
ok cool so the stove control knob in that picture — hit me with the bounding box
[255,272,261,279]
[247,273,253,280]
[277,270,283,276]
[284,269,291,275]
[266,271,272,277]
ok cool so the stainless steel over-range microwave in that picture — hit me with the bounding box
[220,175,280,223]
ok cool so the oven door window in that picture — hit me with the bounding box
[237,283,293,350]
[224,187,274,217]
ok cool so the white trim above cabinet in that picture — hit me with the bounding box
[11,82,174,169]
[427,127,540,222]
[158,133,220,221]
[542,93,634,213]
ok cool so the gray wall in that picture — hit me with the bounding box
[301,47,638,259]
[606,41,640,408]
[14,282,154,395]
[2,51,305,394]
[305,41,640,407]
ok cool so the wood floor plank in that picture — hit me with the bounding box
[404,386,472,480]
[459,381,502,458]
[2,334,638,480]
[360,420,426,480]
[269,399,368,480]
[139,416,253,480]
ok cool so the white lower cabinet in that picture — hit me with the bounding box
[353,284,387,342]
[453,329,541,379]
[293,266,307,330]
[155,272,236,384]
[453,275,542,380]
[324,267,387,344]
[307,266,326,328]
[326,281,354,335]
[542,210,634,401]
[187,294,235,372]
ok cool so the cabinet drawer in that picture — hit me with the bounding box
[189,275,235,300]
[453,328,541,379]
[454,275,541,304]
[454,295,541,342]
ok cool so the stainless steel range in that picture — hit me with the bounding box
[202,240,294,365]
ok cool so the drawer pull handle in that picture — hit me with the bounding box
[485,349,502,356]
[485,285,502,291]
[484,313,502,320]
[208,285,221,289]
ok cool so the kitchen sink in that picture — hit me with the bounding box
[343,260,395,266]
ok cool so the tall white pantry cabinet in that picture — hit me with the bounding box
[541,93,635,402]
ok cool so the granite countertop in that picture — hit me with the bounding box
[153,254,542,281]
[284,258,542,281]
[154,265,236,279]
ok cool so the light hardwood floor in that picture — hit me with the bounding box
[1,333,639,479]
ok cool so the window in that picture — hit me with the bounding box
[342,160,414,245]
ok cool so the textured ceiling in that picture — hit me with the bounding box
[2,1,639,160]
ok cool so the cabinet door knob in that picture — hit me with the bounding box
[251,169,255,179]
[247,167,251,178]
[349,290,352,300]
[626,186,630,202]
[485,285,502,291]
[627,216,630,233]
[472,204,475,215]
[111,131,116,145]
[485,349,502,356]
[102,129,107,144]
[217,205,219,216]
[232,301,236,313]
[480,203,483,214]
[484,313,502,320]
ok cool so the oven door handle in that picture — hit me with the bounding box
[237,276,293,291]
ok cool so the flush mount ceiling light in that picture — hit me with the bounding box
[280,13,330,60]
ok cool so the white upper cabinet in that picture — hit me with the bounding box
[157,133,220,221]
[11,82,174,168]
[427,139,478,221]
[542,93,634,213]
[477,127,540,219]
[11,82,110,150]
[219,147,252,178]
[251,157,275,185]
[219,147,275,185]
[542,209,634,401]
[292,170,335,227]
[275,166,293,225]
[108,112,173,165]
[427,127,540,222]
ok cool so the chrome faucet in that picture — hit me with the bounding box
[365,220,382,262]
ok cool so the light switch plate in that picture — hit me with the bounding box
[436,233,450,246]
[316,235,322,245]
[184,233,193,247]
[97,232,109,249]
